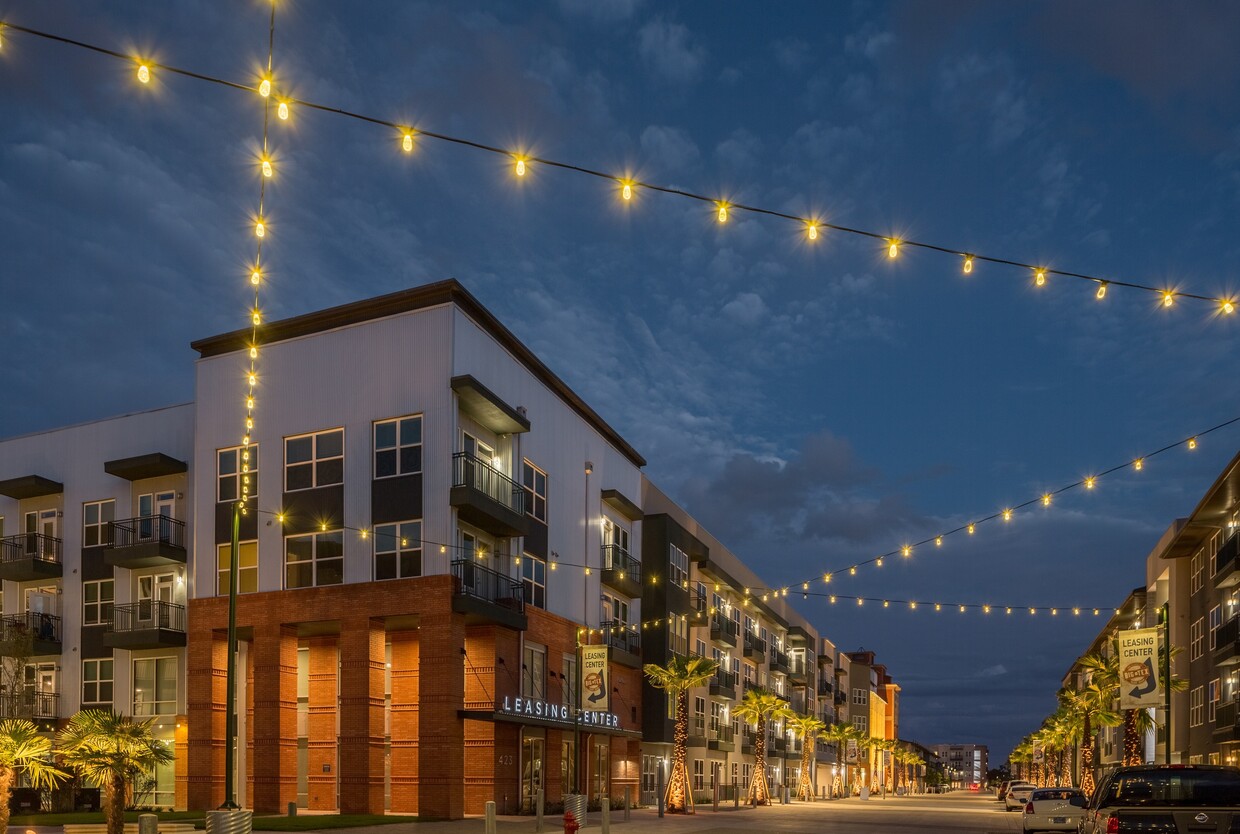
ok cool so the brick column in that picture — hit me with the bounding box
[338,617,385,813]
[306,637,338,810]
[418,603,465,819]
[186,626,227,810]
[251,624,298,812]
[389,629,419,813]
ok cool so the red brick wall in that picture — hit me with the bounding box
[388,629,419,813]
[306,637,337,810]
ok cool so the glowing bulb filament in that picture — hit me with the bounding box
[1084,476,1096,489]
[901,545,911,557]
[621,182,632,201]
[261,159,273,178]
[1042,493,1052,507]
[277,101,289,121]
[1223,300,1236,315]
[962,255,973,274]
[1035,268,1047,287]
[252,310,261,326]
[255,221,265,239]
[1134,458,1144,471]
[967,524,975,535]
[717,203,728,223]
[402,132,414,153]
[1163,290,1175,307]
[515,158,526,176]
[137,64,151,84]
[807,223,819,241]
[888,240,899,259]
[251,269,261,286]
[1002,509,1013,521]
[1188,437,1198,450]
[258,78,272,98]
[1096,281,1107,300]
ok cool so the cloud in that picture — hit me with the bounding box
[936,53,1031,150]
[639,125,701,171]
[637,19,706,84]
[773,38,811,73]
[715,129,762,169]
[557,0,642,23]
[720,291,769,325]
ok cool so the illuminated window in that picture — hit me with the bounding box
[217,541,258,595]
[82,658,113,706]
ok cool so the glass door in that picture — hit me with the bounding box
[24,510,57,557]
[138,573,175,628]
[521,734,544,812]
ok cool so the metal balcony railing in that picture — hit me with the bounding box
[451,559,525,611]
[692,589,708,613]
[109,515,186,549]
[0,533,62,564]
[108,600,186,634]
[1217,531,1240,576]
[0,689,58,720]
[452,452,526,515]
[744,633,767,654]
[818,679,834,696]
[600,619,640,655]
[710,724,735,744]
[2,612,61,643]
[710,613,739,639]
[601,544,642,584]
[772,649,790,669]
[691,715,706,737]
[1218,617,1240,654]
[712,669,737,690]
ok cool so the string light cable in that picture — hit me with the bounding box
[2,20,1238,315]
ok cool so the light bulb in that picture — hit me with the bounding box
[1163,291,1175,307]
[1224,300,1236,315]
[1084,476,1096,489]
[252,310,261,325]
[717,203,728,223]
[402,132,414,153]
[0,25,5,51]
[249,347,257,359]
[967,524,975,535]
[137,64,151,84]
[1188,437,1198,450]
[277,101,289,121]
[258,78,271,98]
[255,220,265,238]
[251,269,261,285]
[1035,268,1047,287]
[1002,509,1013,521]
[1096,281,1107,300]
[935,536,943,547]
[515,158,526,176]
[622,183,632,201]
[807,223,819,241]
[1042,493,1052,507]
[901,545,911,557]
[261,159,273,178]
[962,255,973,274]
[888,240,899,259]
[246,398,254,410]
[1134,458,1144,471]
[248,374,257,386]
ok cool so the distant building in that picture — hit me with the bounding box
[929,743,988,787]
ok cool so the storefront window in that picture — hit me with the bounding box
[521,732,544,812]
[562,739,577,796]
[592,741,608,801]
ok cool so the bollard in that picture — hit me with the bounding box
[656,763,665,818]
[733,777,739,809]
[712,777,719,811]
[535,789,544,833]
[138,814,158,834]
[484,800,496,834]
[287,802,297,817]
[624,785,631,822]
[601,797,610,834]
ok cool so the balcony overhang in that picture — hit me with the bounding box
[0,475,63,500]
[601,489,643,521]
[1162,451,1240,560]
[103,628,187,651]
[450,594,528,631]
[104,453,187,481]
[104,541,187,569]
[451,375,530,435]
[0,558,62,583]
[787,625,813,645]
[451,488,531,538]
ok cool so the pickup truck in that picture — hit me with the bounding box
[1079,764,1240,834]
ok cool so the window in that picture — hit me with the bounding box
[743,663,755,683]
[562,654,577,710]
[853,715,868,733]
[601,593,629,627]
[284,429,344,491]
[374,416,422,478]
[82,500,115,547]
[693,759,704,791]
[1191,617,1205,661]
[82,658,113,705]
[693,696,706,736]
[694,638,706,658]
[522,643,546,700]
[522,461,547,522]
[82,580,114,626]
[1211,605,1222,650]
[669,615,688,657]
[217,445,258,503]
[853,688,868,705]
[669,544,688,588]
[1209,678,1220,723]
[521,555,546,609]
[217,541,258,595]
[1190,686,1204,727]
[374,521,422,580]
[285,531,344,589]
[134,657,177,716]
[1191,551,1204,594]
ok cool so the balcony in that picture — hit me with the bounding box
[710,669,737,699]
[834,690,847,705]
[1214,699,1240,741]
[600,619,641,668]
[688,715,707,747]
[1216,533,1240,588]
[2,612,62,655]
[0,534,62,582]
[600,544,642,598]
[788,657,809,684]
[1215,616,1240,667]
[708,724,735,753]
[741,731,757,755]
[0,689,58,726]
[103,601,187,651]
[818,679,834,697]
[104,515,187,569]
[772,736,787,753]
[743,632,767,661]
[710,614,739,648]
[691,589,708,614]
[770,649,790,675]
[450,559,527,630]
[450,453,529,538]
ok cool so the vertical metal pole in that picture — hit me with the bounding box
[221,501,241,809]
[575,641,582,796]
[1161,602,1172,765]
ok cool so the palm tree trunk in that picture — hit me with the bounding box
[1122,710,1142,766]
[106,773,126,834]
[666,689,691,813]
[1080,712,1096,797]
[750,717,770,806]
[798,741,813,801]
[0,767,12,834]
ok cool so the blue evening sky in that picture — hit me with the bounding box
[4,1,1240,761]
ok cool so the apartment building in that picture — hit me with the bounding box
[929,743,987,787]
[0,404,194,808]
[842,650,898,791]
[637,479,819,803]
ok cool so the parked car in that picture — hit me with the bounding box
[1078,765,1240,834]
[997,779,1014,800]
[1021,787,1085,832]
[1005,781,1036,811]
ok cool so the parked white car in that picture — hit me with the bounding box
[1021,787,1086,831]
[1004,781,1036,811]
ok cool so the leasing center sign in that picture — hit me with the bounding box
[1117,627,1162,710]
[498,696,620,729]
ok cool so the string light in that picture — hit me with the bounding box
[1002,508,1013,522]
[277,101,289,121]
[254,219,266,238]
[1188,437,1198,450]
[967,524,975,535]
[1096,281,1108,300]
[901,545,911,558]
[1084,476,1096,489]
[621,181,633,201]
[1224,300,1236,315]
[716,202,729,223]
[935,536,942,547]
[806,222,819,241]
[1133,458,1144,471]
[6,21,1238,316]
[250,268,261,285]
[258,76,271,98]
[962,254,973,274]
[260,157,273,178]
[1042,493,1052,507]
[401,131,414,153]
[1034,268,1047,287]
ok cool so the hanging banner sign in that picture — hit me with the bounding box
[581,644,610,711]
[1032,745,1044,764]
[845,739,859,764]
[1117,627,1163,710]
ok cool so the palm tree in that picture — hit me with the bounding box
[820,722,858,796]
[1080,643,1186,768]
[1061,672,1119,795]
[57,711,175,834]
[871,738,895,792]
[733,687,792,806]
[785,713,825,801]
[0,719,64,834]
[643,655,718,814]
